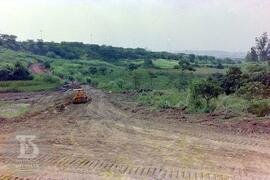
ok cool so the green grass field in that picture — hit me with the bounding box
[3,48,266,115]
[0,80,61,92]
[153,59,178,69]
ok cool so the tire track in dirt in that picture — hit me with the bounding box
[0,152,261,180]
[1,87,270,179]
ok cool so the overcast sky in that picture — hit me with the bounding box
[0,0,269,52]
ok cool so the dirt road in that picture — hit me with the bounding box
[0,87,270,179]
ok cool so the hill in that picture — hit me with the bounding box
[178,50,246,59]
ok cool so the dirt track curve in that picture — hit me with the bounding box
[0,87,270,179]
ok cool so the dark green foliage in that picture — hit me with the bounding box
[44,61,51,69]
[215,63,224,69]
[127,63,140,72]
[255,32,270,61]
[222,67,242,95]
[0,33,232,65]
[188,80,221,112]
[86,77,92,84]
[143,58,154,68]
[208,73,225,87]
[98,67,108,75]
[89,67,98,75]
[173,65,180,69]
[236,65,270,99]
[189,54,196,63]
[0,62,32,81]
[178,59,196,72]
[247,32,270,63]
[0,34,19,50]
[46,51,57,58]
[68,76,75,82]
[237,82,270,99]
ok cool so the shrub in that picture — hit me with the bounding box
[0,62,33,81]
[236,82,270,99]
[91,79,99,87]
[188,80,221,112]
[215,95,249,113]
[43,61,51,69]
[143,59,154,68]
[98,66,107,75]
[89,67,97,75]
[86,77,92,84]
[46,51,57,58]
[247,100,270,117]
[222,67,242,95]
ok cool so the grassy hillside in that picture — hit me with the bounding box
[0,48,269,117]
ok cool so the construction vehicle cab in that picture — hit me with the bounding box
[72,89,89,104]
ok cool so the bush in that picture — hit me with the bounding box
[247,100,270,117]
[98,66,107,75]
[236,82,270,99]
[44,61,51,69]
[86,77,92,84]
[222,67,242,95]
[143,59,154,68]
[89,67,97,75]
[188,80,221,112]
[0,62,33,81]
[46,51,57,58]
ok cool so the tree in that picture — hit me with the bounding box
[255,32,270,61]
[189,54,196,63]
[246,47,258,62]
[222,67,242,95]
[0,34,19,50]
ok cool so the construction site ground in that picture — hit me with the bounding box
[0,86,270,179]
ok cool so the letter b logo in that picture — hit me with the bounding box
[16,135,39,159]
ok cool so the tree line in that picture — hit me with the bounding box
[0,34,235,64]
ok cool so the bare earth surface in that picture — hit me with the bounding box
[0,87,270,179]
[29,63,47,74]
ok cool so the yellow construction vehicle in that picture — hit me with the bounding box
[72,89,90,104]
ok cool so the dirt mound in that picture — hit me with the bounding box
[29,63,47,74]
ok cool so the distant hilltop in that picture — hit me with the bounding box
[177,50,246,59]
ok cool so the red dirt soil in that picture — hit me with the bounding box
[29,63,47,74]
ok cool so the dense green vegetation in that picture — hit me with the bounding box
[0,33,269,117]
[0,33,237,65]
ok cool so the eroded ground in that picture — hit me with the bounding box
[0,87,270,179]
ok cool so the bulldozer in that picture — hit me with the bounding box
[72,89,90,104]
